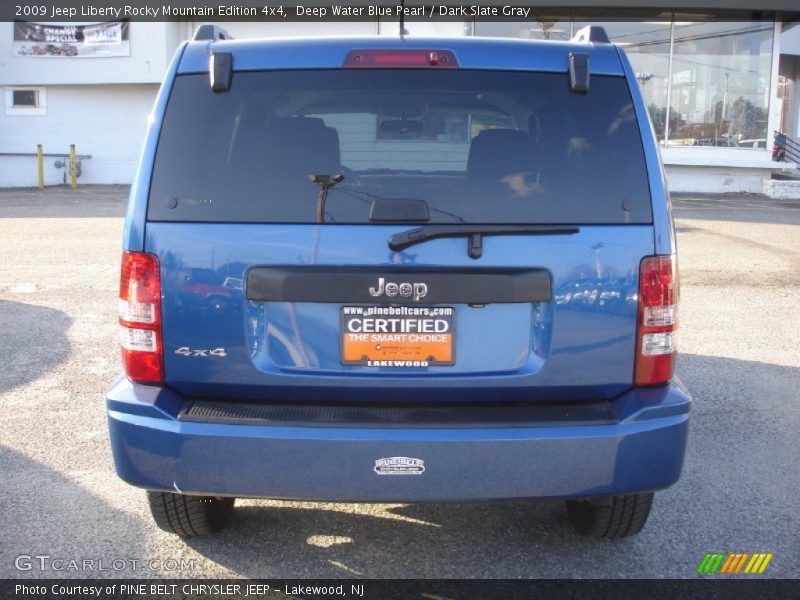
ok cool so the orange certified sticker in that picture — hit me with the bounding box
[341,305,455,367]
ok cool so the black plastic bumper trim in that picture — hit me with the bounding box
[179,399,618,428]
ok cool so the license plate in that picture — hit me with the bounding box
[341,305,455,367]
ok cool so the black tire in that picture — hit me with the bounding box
[147,491,235,537]
[565,492,654,539]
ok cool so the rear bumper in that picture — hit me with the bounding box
[106,377,690,502]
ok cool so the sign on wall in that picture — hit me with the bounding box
[13,22,130,57]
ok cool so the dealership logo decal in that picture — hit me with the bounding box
[374,457,425,475]
[696,552,773,574]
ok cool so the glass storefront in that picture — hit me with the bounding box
[470,18,775,149]
[669,22,773,148]
[474,20,571,41]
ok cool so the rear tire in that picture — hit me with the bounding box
[565,492,654,539]
[147,491,235,537]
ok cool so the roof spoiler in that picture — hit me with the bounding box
[570,25,610,44]
[193,24,233,42]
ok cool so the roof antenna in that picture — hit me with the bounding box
[399,0,409,37]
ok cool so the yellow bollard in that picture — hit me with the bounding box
[69,144,77,189]
[37,144,44,189]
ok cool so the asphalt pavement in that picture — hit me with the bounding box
[0,186,798,579]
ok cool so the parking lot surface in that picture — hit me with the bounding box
[1,186,798,578]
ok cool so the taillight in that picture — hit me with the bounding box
[635,255,678,386]
[119,251,163,384]
[343,49,459,69]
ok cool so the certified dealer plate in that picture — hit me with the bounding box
[341,305,455,367]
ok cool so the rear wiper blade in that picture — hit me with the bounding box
[388,224,580,259]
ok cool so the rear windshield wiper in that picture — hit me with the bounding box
[388,224,580,259]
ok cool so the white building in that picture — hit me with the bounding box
[1,18,799,192]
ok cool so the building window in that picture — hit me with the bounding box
[474,20,572,40]
[12,89,38,107]
[471,17,775,149]
[668,22,773,148]
[4,86,47,116]
[378,20,470,36]
[582,21,672,142]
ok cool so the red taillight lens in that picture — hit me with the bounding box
[635,255,678,386]
[343,49,459,69]
[119,251,162,384]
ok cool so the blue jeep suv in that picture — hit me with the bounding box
[107,25,690,538]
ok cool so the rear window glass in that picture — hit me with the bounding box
[148,69,652,224]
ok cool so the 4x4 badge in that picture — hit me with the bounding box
[174,346,227,357]
[374,457,425,475]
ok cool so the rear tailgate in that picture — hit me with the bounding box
[145,53,654,404]
[148,223,650,402]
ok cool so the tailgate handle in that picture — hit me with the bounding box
[247,267,552,304]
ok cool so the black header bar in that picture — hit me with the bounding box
[5,1,800,22]
[3,579,798,600]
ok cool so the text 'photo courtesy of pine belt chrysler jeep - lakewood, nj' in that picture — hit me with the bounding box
[106,24,690,539]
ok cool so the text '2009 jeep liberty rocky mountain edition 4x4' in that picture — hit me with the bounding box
[107,24,690,539]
